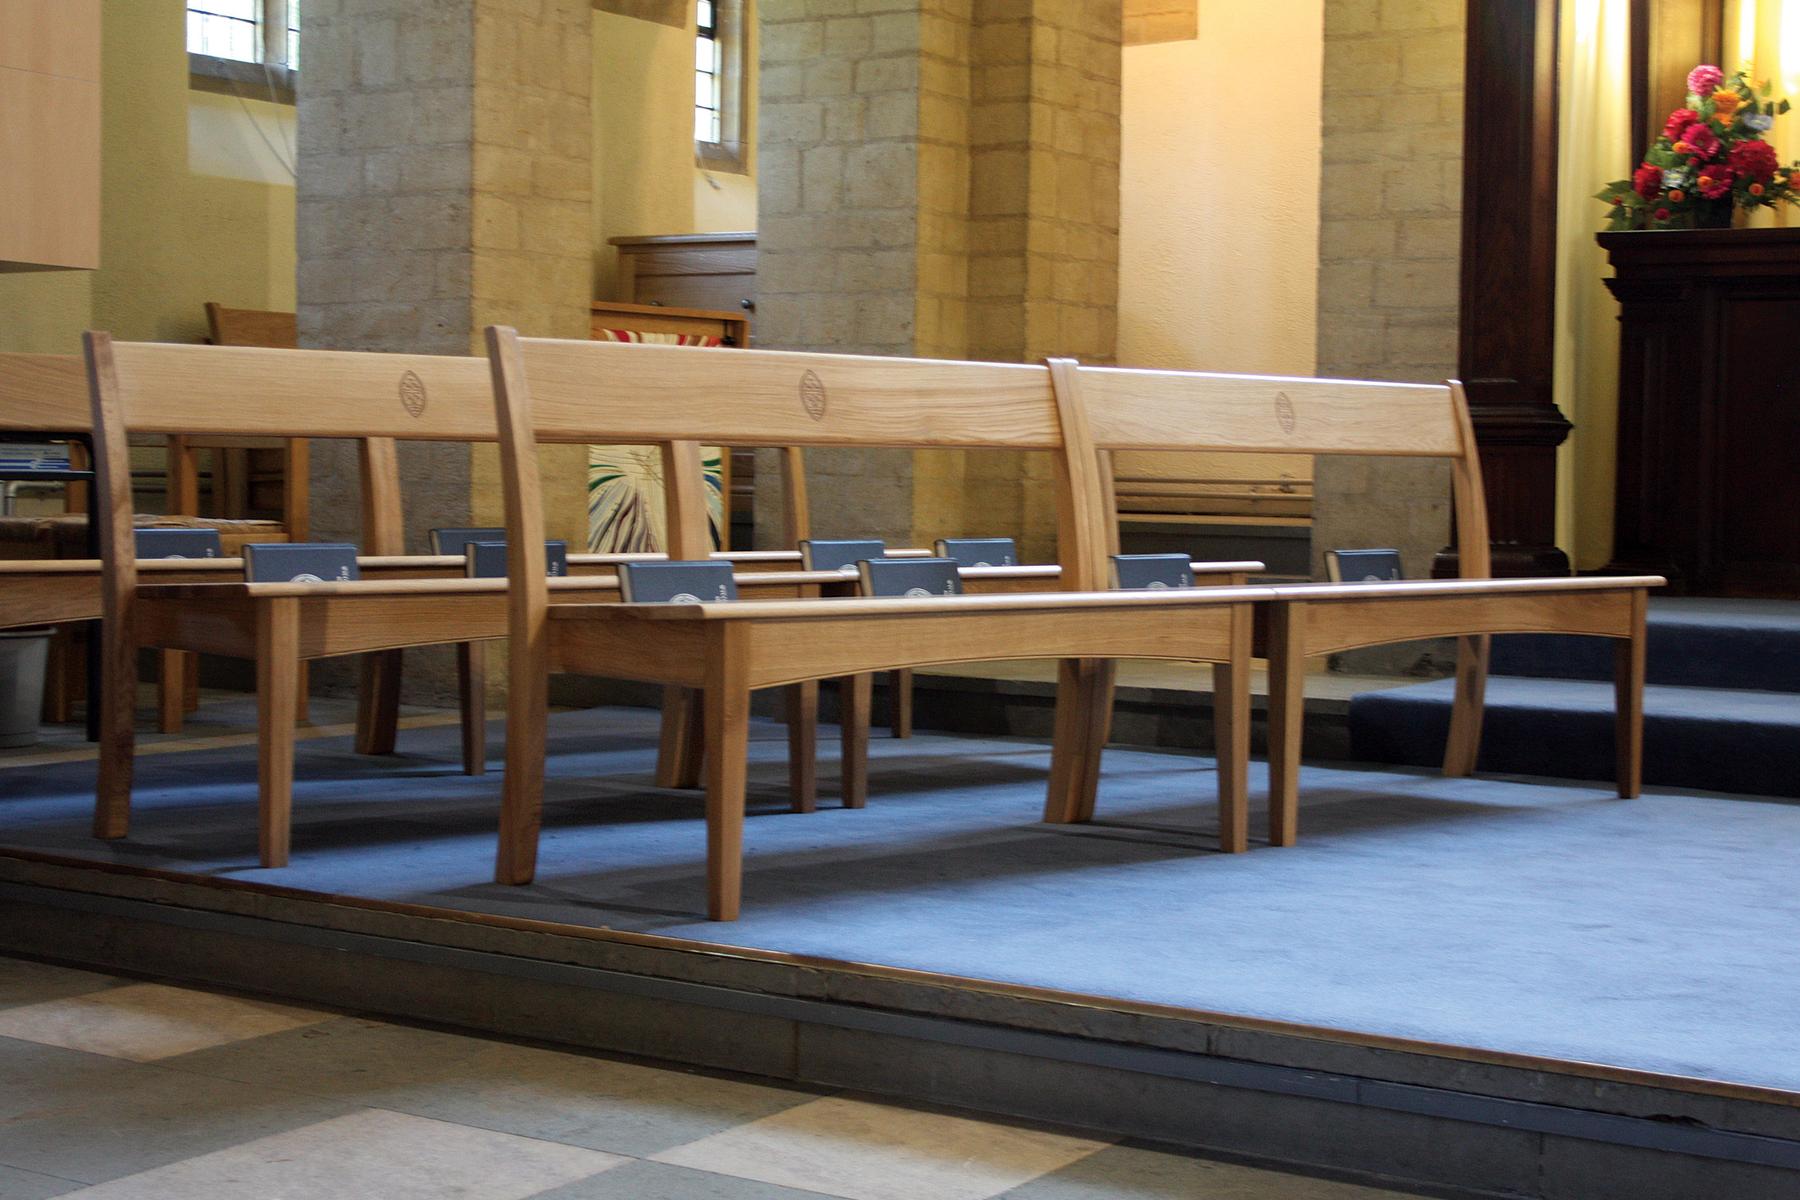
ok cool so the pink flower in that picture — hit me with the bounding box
[1695,162,1735,199]
[1632,162,1663,199]
[1678,122,1720,160]
[1663,108,1699,138]
[1728,139,1780,182]
[1687,64,1724,97]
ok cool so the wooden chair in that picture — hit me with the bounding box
[1073,364,1664,841]
[485,330,1275,920]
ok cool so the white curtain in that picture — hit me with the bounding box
[1727,0,1800,227]
[1554,0,1632,569]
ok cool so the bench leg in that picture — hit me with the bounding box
[656,686,704,788]
[1265,604,1306,847]
[1442,634,1490,778]
[92,626,135,841]
[457,642,486,776]
[786,681,818,813]
[1044,659,1110,824]
[889,668,913,738]
[1072,660,1116,824]
[256,600,300,869]
[157,649,186,734]
[44,625,77,724]
[1615,595,1647,799]
[355,650,403,756]
[705,653,752,921]
[1213,654,1250,854]
[840,674,871,808]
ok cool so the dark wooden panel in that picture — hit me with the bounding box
[1602,228,1800,597]
[634,273,756,314]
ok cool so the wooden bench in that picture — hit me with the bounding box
[1073,364,1664,841]
[79,336,1087,860]
[485,331,1273,919]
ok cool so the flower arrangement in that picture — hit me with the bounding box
[1597,64,1799,229]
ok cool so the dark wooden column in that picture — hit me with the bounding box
[1442,0,1572,577]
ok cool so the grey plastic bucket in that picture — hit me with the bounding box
[0,628,49,749]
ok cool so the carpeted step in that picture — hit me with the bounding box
[1348,675,1800,798]
[1489,597,1800,692]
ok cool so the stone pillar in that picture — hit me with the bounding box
[755,0,1119,559]
[1314,0,1461,668]
[297,0,591,699]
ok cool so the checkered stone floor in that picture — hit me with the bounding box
[0,956,1428,1200]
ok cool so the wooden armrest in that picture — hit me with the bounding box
[558,585,1275,622]
[1189,559,1266,576]
[0,560,101,576]
[1264,576,1666,602]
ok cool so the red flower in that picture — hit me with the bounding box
[1680,123,1721,159]
[1728,139,1780,182]
[1653,208,1672,221]
[1695,162,1735,199]
[1663,108,1700,138]
[1632,162,1663,199]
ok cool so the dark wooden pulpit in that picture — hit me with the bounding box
[1600,228,1800,597]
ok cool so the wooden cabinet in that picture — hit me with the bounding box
[1601,228,1800,597]
[0,0,101,269]
[609,232,756,318]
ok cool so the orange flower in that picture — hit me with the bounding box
[1750,182,1766,196]
[1669,189,1686,202]
[1673,140,1692,154]
[1711,89,1740,117]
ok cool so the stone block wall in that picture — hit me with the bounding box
[1314,2,1460,566]
[755,0,1120,561]
[1314,0,1463,670]
[756,0,929,546]
[297,0,591,701]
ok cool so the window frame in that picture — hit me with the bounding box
[695,0,750,175]
[188,0,297,103]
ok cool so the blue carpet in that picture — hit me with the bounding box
[2,706,1798,1093]
[1353,596,1800,797]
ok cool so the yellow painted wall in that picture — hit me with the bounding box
[0,0,295,355]
[1115,0,1324,492]
[591,5,758,297]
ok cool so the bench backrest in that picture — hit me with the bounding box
[487,331,1112,596]
[83,334,496,608]
[0,353,88,433]
[1074,365,1488,578]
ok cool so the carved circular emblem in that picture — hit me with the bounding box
[399,370,428,418]
[904,587,933,599]
[1274,390,1296,435]
[291,573,324,584]
[799,370,827,421]
[1145,580,1170,590]
[670,592,701,604]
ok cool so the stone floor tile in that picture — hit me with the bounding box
[0,983,328,1062]
[164,1016,820,1157]
[652,1095,1111,1200]
[56,1109,624,1199]
[0,958,124,1011]
[0,1038,357,1185]
[0,1163,86,1199]
[996,1142,1423,1198]
[527,1158,842,1200]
